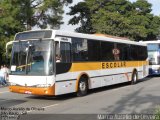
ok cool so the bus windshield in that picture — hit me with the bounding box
[147,43,160,65]
[10,40,53,76]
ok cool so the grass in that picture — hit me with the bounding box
[154,107,160,120]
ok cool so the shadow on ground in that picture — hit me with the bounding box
[100,76,160,114]
[0,98,26,108]
[26,76,154,101]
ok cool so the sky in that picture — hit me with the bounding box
[60,0,82,31]
[130,0,160,15]
[60,0,160,31]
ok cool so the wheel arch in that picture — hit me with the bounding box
[75,72,90,92]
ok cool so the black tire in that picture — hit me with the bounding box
[77,77,88,97]
[131,71,138,85]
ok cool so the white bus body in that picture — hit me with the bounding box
[8,30,149,96]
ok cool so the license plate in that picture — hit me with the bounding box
[25,91,32,94]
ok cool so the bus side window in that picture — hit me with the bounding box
[55,42,61,62]
[101,41,114,61]
[72,38,88,62]
[60,42,71,63]
[116,43,130,61]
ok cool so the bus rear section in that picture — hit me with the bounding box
[141,40,160,75]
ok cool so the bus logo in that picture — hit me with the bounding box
[112,48,120,55]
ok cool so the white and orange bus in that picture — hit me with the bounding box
[8,30,148,96]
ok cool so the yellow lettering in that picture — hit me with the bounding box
[110,63,113,68]
[106,63,109,68]
[124,62,126,67]
[102,62,126,69]
[102,63,105,69]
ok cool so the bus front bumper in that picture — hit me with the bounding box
[9,85,55,96]
[149,68,160,75]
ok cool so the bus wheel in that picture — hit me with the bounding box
[131,71,138,85]
[77,77,88,97]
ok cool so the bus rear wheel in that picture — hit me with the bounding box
[77,77,88,97]
[131,71,138,85]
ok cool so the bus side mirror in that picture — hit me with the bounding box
[6,50,9,59]
[6,41,13,63]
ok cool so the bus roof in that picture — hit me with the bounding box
[53,30,146,46]
[94,33,130,40]
[15,29,146,46]
[140,40,160,44]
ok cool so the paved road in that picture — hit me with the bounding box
[0,76,160,120]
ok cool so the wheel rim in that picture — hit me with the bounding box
[79,81,86,92]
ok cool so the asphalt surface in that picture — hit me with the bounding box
[0,76,160,120]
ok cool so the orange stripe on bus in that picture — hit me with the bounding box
[9,85,55,96]
[69,61,148,72]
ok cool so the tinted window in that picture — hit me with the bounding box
[116,43,130,60]
[138,46,147,60]
[72,38,88,61]
[88,40,101,61]
[130,45,147,60]
[101,42,114,61]
[60,42,71,63]
[130,45,138,60]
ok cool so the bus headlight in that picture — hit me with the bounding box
[9,82,17,86]
[36,84,51,88]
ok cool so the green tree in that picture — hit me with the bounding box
[68,2,94,33]
[0,0,72,30]
[18,0,72,30]
[68,0,160,41]
[127,0,160,40]
[0,0,24,65]
[0,0,72,65]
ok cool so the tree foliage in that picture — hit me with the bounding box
[0,0,72,65]
[68,0,160,41]
[68,2,94,33]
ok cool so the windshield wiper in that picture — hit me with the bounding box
[25,42,35,74]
